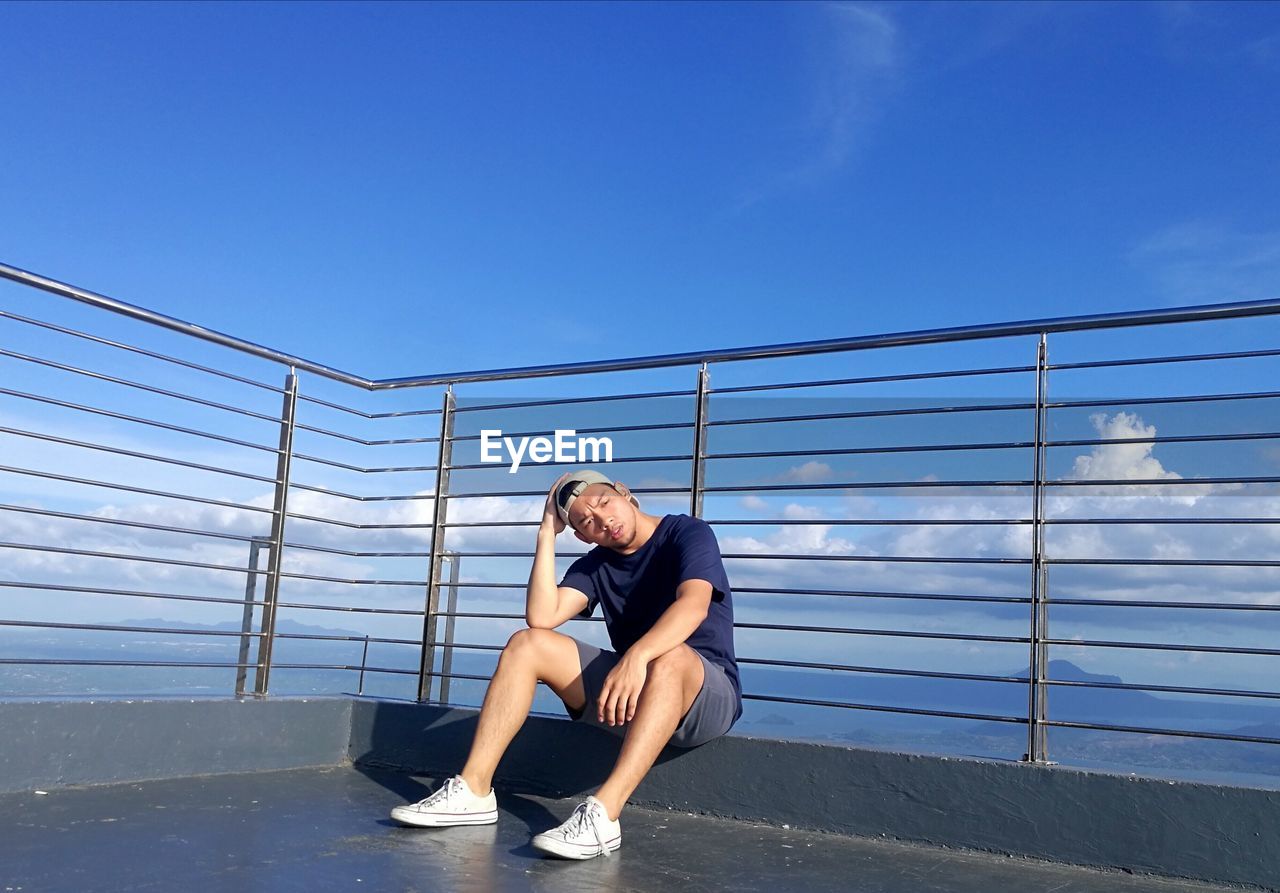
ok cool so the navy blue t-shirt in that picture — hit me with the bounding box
[558,513,742,723]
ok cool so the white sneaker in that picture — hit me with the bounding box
[530,795,621,860]
[389,775,498,827]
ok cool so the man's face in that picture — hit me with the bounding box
[567,482,636,548]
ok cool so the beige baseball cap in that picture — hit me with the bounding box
[554,469,638,525]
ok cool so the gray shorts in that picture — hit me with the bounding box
[563,637,739,749]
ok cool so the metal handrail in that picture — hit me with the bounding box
[7,260,1280,387]
[5,259,1280,773]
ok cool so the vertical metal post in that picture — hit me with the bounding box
[253,370,299,696]
[358,635,370,696]
[235,536,267,695]
[439,551,461,703]
[418,386,456,702]
[1024,335,1051,762]
[690,363,710,517]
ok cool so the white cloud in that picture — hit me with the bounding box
[733,2,901,209]
[778,460,834,483]
[1131,220,1280,302]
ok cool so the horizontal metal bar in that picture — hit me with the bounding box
[273,663,418,676]
[277,570,428,586]
[370,294,1280,388]
[734,586,1031,604]
[292,451,439,474]
[1047,557,1280,567]
[294,396,441,420]
[1050,596,1280,611]
[450,419,693,442]
[740,692,1026,724]
[294,423,440,446]
[1046,517,1280,525]
[445,582,525,589]
[0,424,277,484]
[444,485,687,500]
[734,656,1027,685]
[10,261,1280,390]
[365,406,444,420]
[0,540,270,575]
[295,393,375,418]
[423,641,1030,688]
[276,600,425,616]
[709,363,1038,395]
[288,481,436,503]
[1046,430,1280,450]
[283,511,434,530]
[0,580,268,609]
[1048,475,1280,487]
[0,307,284,394]
[434,611,1026,644]
[1048,389,1280,412]
[0,385,280,454]
[443,548,1033,567]
[0,345,281,422]
[1041,718,1280,746]
[282,540,432,558]
[1042,677,1280,701]
[733,620,1028,644]
[274,631,419,646]
[433,611,597,621]
[710,518,1031,526]
[440,521,541,529]
[1044,637,1280,656]
[448,453,690,472]
[421,641,503,653]
[722,553,1032,565]
[703,479,1033,493]
[0,261,373,387]
[706,400,1035,429]
[706,439,1034,461]
[416,667,1030,724]
[0,502,268,544]
[0,618,261,638]
[0,658,256,669]
[452,388,696,414]
[1048,345,1280,373]
[0,463,276,514]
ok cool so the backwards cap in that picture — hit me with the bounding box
[554,469,638,526]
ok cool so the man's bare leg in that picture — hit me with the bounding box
[592,645,704,821]
[458,628,587,797]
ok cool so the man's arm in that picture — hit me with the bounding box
[525,472,587,629]
[626,579,713,662]
[595,579,713,726]
[526,518,589,628]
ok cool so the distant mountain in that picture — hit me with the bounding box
[118,617,367,639]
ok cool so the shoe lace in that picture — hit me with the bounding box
[566,800,611,858]
[417,775,465,808]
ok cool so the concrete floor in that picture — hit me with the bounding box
[0,766,1237,893]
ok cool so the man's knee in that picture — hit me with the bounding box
[648,644,699,682]
[501,627,571,671]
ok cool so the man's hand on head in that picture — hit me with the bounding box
[542,472,571,536]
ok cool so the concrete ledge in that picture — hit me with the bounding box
[349,700,1280,890]
[0,696,353,792]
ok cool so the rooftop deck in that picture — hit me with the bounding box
[2,764,1236,893]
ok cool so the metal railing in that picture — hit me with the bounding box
[2,260,1280,770]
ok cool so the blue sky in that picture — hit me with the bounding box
[2,2,1280,761]
[2,1,1279,378]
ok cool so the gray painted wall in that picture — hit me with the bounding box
[3,696,1276,889]
[350,700,1280,891]
[0,697,352,793]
